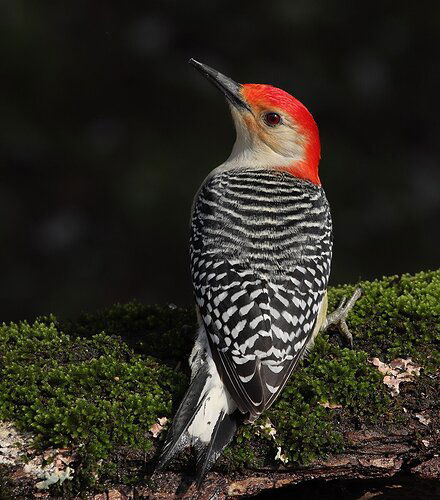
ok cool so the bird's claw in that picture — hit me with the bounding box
[322,288,362,348]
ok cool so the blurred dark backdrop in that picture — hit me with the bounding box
[1,1,439,321]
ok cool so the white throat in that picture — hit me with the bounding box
[218,108,305,172]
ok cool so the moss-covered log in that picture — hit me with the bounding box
[0,270,439,498]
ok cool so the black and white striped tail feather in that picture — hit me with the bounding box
[156,362,208,469]
[194,409,239,484]
[157,328,240,484]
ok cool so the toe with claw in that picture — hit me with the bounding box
[322,288,362,348]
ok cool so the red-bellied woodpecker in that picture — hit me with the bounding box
[158,60,361,482]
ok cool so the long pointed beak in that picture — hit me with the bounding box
[189,58,250,111]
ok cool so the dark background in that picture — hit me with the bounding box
[1,1,439,322]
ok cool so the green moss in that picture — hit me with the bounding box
[265,336,389,464]
[327,269,440,368]
[222,433,259,472]
[0,320,187,489]
[60,302,197,366]
[0,269,438,491]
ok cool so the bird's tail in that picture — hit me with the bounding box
[157,329,239,483]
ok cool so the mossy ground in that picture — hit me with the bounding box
[0,270,439,494]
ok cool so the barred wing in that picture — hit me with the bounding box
[192,254,329,417]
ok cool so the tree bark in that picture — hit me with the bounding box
[130,424,437,499]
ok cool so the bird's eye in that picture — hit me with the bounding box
[263,112,281,127]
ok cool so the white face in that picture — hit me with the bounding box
[220,106,307,171]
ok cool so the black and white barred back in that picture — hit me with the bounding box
[190,168,333,419]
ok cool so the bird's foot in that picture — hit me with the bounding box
[322,288,362,348]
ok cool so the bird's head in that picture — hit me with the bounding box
[190,59,321,185]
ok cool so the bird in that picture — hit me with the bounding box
[157,59,360,483]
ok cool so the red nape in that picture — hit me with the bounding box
[278,161,321,186]
[242,84,321,186]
